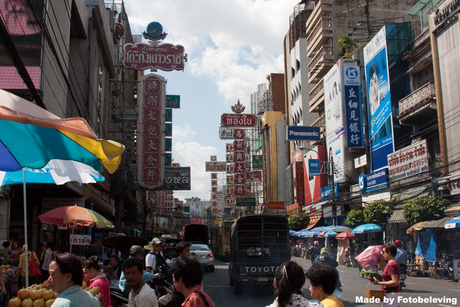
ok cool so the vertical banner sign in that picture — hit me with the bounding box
[343,65,364,147]
[138,74,165,189]
[295,162,305,206]
[364,26,394,171]
[324,60,346,183]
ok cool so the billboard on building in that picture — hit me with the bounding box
[363,26,394,171]
[190,202,202,224]
[387,139,429,183]
[324,59,359,183]
[343,65,364,147]
[0,0,44,90]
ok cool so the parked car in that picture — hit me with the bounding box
[190,243,215,272]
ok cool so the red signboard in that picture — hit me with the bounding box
[295,162,305,206]
[123,43,186,71]
[233,163,246,173]
[205,161,226,172]
[286,203,301,215]
[267,201,285,210]
[221,114,257,127]
[233,152,246,162]
[138,74,165,189]
[233,129,246,139]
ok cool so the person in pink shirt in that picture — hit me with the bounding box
[171,256,215,307]
[84,256,112,307]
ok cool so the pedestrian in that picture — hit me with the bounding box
[305,264,344,307]
[85,240,98,259]
[118,245,155,296]
[170,242,191,307]
[107,254,122,287]
[47,253,100,307]
[6,240,22,268]
[40,242,55,281]
[394,240,407,265]
[372,243,400,307]
[266,260,310,307]
[83,256,111,307]
[0,241,11,265]
[14,245,41,288]
[405,237,415,264]
[171,256,216,307]
[308,241,320,264]
[348,242,357,267]
[123,257,158,307]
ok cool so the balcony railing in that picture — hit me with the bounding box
[399,82,435,116]
[311,113,325,128]
[413,29,430,50]
[309,81,324,102]
[307,17,333,41]
[308,45,333,72]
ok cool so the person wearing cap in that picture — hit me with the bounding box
[395,240,407,265]
[313,247,342,296]
[118,245,155,296]
[145,237,170,279]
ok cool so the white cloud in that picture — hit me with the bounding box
[128,0,298,105]
[173,124,196,138]
[172,142,218,199]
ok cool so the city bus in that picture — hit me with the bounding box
[210,220,233,260]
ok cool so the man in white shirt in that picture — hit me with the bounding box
[124,257,158,307]
[145,237,162,273]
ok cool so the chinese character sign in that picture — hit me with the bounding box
[138,74,165,189]
[343,65,364,147]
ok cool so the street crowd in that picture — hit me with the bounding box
[0,238,216,307]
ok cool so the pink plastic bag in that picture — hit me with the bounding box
[356,245,382,270]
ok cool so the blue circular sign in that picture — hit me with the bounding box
[346,67,358,79]
[146,22,163,39]
[358,174,366,191]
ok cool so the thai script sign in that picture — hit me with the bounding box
[267,201,285,209]
[286,203,300,215]
[123,43,186,71]
[138,74,165,189]
[70,235,91,246]
[387,139,428,182]
[205,161,226,172]
[221,113,257,127]
[166,95,180,108]
[359,169,389,191]
[162,167,191,190]
[236,197,256,206]
[287,126,321,141]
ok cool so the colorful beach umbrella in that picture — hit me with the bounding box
[335,231,357,240]
[0,159,104,186]
[38,205,114,228]
[351,223,383,234]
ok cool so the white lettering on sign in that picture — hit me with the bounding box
[288,130,319,137]
[243,266,279,274]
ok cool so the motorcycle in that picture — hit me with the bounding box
[110,272,174,307]
[399,263,407,290]
[437,253,454,280]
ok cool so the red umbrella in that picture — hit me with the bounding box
[335,231,357,240]
[317,232,325,238]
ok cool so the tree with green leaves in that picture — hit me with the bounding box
[363,199,394,226]
[338,34,358,58]
[403,196,450,226]
[288,213,311,231]
[344,209,365,228]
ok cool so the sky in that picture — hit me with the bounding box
[126,0,300,201]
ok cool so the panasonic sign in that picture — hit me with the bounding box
[287,126,321,141]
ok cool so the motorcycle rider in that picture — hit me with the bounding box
[313,247,342,297]
[145,237,170,279]
[308,241,320,264]
[119,245,155,296]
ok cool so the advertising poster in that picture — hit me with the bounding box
[363,26,394,171]
[190,202,202,224]
[324,60,346,183]
[304,146,327,206]
[343,65,364,147]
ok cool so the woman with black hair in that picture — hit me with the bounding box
[306,264,344,307]
[84,256,111,307]
[171,256,215,307]
[266,261,310,307]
